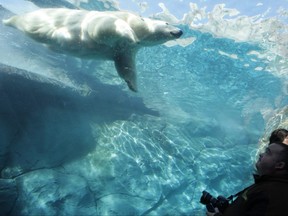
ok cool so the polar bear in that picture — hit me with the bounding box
[3,8,183,92]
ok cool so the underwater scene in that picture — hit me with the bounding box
[0,0,288,215]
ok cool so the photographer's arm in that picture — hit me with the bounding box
[206,191,268,216]
[245,192,268,216]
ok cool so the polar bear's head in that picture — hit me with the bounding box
[138,18,182,46]
[122,14,183,46]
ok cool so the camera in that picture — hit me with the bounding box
[200,190,230,213]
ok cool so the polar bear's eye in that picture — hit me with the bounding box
[165,22,168,25]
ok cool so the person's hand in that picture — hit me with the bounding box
[206,207,220,216]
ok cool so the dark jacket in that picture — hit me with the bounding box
[216,174,288,216]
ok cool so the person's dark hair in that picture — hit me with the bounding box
[269,129,288,144]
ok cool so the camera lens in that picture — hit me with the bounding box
[200,191,213,204]
[200,190,230,213]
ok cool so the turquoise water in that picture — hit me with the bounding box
[0,0,287,215]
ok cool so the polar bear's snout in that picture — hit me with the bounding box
[170,29,183,38]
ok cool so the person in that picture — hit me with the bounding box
[206,141,288,216]
[268,128,288,144]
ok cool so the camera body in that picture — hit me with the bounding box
[200,190,230,213]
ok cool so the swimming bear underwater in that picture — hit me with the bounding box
[3,8,183,92]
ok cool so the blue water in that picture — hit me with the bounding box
[0,0,287,215]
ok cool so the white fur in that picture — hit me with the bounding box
[3,8,183,91]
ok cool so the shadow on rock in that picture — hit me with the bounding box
[0,63,158,178]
